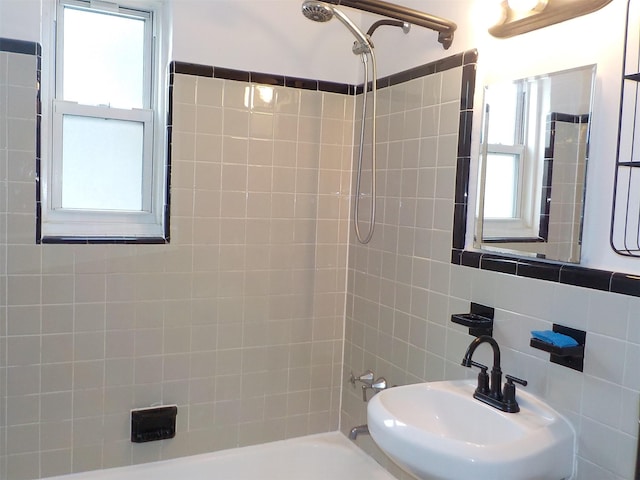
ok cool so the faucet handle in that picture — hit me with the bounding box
[371,377,387,392]
[349,370,374,387]
[468,361,489,395]
[469,360,488,371]
[361,377,388,401]
[502,374,528,413]
[505,374,527,387]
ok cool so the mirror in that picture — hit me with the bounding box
[475,65,596,263]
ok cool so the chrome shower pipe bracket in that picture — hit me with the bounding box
[352,39,372,55]
[325,0,456,49]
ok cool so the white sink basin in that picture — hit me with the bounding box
[367,379,575,480]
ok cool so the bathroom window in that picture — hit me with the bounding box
[41,0,167,241]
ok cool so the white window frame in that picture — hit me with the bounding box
[41,0,168,241]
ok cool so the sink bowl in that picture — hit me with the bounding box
[367,379,575,480]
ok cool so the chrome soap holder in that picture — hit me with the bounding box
[529,323,586,372]
[451,302,494,337]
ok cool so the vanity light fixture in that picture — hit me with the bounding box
[489,0,612,38]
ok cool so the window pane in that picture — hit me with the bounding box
[61,115,144,211]
[484,154,518,219]
[486,82,519,145]
[63,6,145,108]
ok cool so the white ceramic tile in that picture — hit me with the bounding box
[582,375,623,428]
[440,67,462,103]
[587,289,630,339]
[222,81,249,110]
[422,73,442,107]
[437,101,460,136]
[196,77,223,107]
[173,75,197,105]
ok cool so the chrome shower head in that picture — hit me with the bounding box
[301,0,373,52]
[301,1,334,22]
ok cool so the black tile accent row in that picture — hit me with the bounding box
[171,50,476,98]
[41,237,168,245]
[0,37,40,55]
[451,249,640,296]
[357,50,472,94]
[551,112,591,124]
[164,70,173,243]
[171,62,213,77]
[170,61,356,95]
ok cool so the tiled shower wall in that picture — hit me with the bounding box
[0,48,353,479]
[341,62,640,479]
[0,48,40,480]
[341,62,468,477]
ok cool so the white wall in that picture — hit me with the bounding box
[0,0,40,42]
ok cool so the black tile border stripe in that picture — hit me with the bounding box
[171,61,353,94]
[0,38,40,55]
[41,236,167,245]
[449,48,640,298]
[171,62,213,77]
[452,250,640,297]
[171,51,473,97]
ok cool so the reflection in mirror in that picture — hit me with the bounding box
[475,65,596,263]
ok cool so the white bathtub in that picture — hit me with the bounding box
[43,432,397,480]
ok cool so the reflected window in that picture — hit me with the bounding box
[481,79,541,239]
[484,153,519,218]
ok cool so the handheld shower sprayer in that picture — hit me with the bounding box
[301,0,378,244]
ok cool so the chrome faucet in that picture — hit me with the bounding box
[461,335,527,413]
[350,370,388,401]
[348,424,369,440]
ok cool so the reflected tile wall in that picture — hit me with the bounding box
[0,53,352,479]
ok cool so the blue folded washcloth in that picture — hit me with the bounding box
[531,330,579,348]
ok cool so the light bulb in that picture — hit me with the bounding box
[507,0,542,13]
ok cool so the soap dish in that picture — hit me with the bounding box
[529,324,586,372]
[451,302,494,337]
[529,338,584,357]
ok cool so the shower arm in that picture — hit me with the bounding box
[366,19,409,37]
[324,0,456,49]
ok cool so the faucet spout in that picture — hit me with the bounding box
[461,335,502,401]
[461,335,527,413]
[349,424,369,440]
[462,335,501,369]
